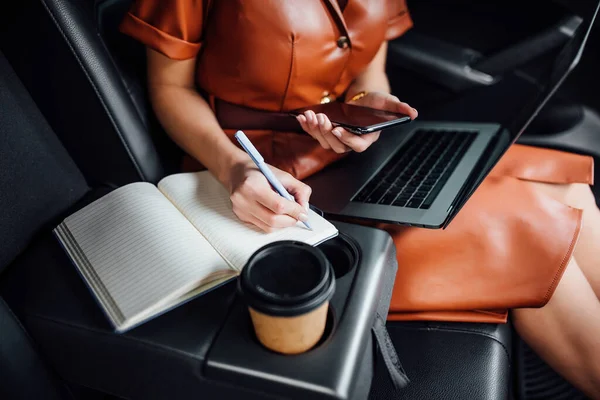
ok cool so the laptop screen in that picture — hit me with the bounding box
[441,1,599,228]
[505,0,599,144]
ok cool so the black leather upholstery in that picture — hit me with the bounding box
[370,322,512,400]
[0,297,66,400]
[0,50,88,272]
[0,0,180,187]
[0,50,88,400]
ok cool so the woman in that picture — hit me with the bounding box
[120,1,600,397]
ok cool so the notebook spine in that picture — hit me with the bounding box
[53,223,125,328]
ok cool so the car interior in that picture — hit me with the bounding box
[1,0,599,399]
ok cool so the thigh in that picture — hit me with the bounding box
[513,258,600,398]
[526,181,600,298]
[526,182,597,210]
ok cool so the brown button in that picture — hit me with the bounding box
[337,36,350,49]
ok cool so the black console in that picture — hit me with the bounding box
[1,214,397,400]
[206,232,393,400]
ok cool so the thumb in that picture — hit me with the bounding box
[388,97,418,120]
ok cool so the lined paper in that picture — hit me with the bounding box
[62,183,228,322]
[158,172,338,270]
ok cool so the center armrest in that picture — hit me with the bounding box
[205,224,397,400]
[0,187,398,400]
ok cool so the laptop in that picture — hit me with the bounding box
[305,1,599,229]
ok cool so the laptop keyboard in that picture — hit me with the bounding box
[352,129,476,209]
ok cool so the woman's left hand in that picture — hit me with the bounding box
[296,92,418,154]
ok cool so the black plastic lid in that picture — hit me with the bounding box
[238,241,335,317]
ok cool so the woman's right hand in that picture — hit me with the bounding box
[227,159,312,233]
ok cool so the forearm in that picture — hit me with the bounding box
[146,48,248,188]
[346,41,391,100]
[149,85,247,186]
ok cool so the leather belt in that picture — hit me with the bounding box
[213,97,304,133]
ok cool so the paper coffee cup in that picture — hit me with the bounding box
[238,241,335,355]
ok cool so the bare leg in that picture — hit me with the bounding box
[528,182,600,297]
[513,258,600,399]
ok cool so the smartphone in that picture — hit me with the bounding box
[290,101,412,135]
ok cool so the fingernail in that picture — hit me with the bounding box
[332,129,342,138]
[298,213,309,222]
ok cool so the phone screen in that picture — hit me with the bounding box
[291,102,411,133]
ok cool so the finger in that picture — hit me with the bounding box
[306,110,319,131]
[393,101,418,119]
[251,202,301,229]
[255,188,308,220]
[231,194,258,225]
[317,113,348,153]
[277,173,312,210]
[296,114,307,130]
[245,213,278,233]
[233,189,301,230]
[297,115,320,143]
[231,186,298,231]
[302,112,330,149]
[332,127,380,153]
[385,97,418,120]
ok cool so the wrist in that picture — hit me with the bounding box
[345,73,390,102]
[347,90,368,103]
[215,147,251,190]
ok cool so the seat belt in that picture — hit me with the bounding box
[372,312,411,390]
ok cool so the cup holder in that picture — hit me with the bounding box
[318,234,358,279]
[313,306,336,349]
[247,306,336,354]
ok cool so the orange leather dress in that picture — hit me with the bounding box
[121,0,594,323]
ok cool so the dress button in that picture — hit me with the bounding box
[320,92,335,103]
[337,36,350,49]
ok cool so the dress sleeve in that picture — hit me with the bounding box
[386,0,414,40]
[119,0,206,60]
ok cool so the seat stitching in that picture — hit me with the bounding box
[40,0,147,181]
[392,325,512,364]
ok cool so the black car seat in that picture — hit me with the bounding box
[0,0,181,187]
[0,50,88,400]
[388,0,587,138]
[0,1,515,399]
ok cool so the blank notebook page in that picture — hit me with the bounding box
[158,172,338,270]
[62,183,228,322]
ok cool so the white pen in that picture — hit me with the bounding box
[234,130,313,230]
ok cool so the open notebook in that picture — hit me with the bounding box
[54,171,338,333]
